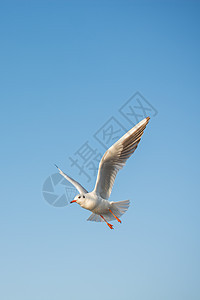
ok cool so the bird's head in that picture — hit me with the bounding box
[70,194,86,205]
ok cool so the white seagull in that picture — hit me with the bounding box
[56,117,150,229]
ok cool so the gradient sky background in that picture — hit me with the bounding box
[1,1,200,300]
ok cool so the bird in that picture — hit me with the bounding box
[55,117,150,229]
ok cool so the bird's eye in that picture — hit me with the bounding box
[78,196,81,199]
[83,195,85,198]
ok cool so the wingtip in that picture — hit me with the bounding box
[54,164,59,169]
[146,116,150,122]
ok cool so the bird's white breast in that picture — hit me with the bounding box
[79,192,110,214]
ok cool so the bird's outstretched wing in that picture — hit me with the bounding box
[93,117,150,199]
[55,165,88,194]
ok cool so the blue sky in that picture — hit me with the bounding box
[0,1,200,299]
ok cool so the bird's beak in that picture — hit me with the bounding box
[70,200,77,204]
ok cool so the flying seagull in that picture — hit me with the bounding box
[56,117,150,229]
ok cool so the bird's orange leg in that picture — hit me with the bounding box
[109,209,122,223]
[100,215,114,229]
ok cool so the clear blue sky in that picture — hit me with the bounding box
[1,1,200,299]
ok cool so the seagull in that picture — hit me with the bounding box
[56,117,150,229]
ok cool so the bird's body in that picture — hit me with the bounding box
[56,117,150,229]
[77,191,110,214]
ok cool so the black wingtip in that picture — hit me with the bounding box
[146,116,150,122]
[54,164,58,169]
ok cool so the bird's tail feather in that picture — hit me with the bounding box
[87,200,130,222]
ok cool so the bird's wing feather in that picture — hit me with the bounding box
[87,213,103,222]
[55,166,88,194]
[93,117,150,199]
